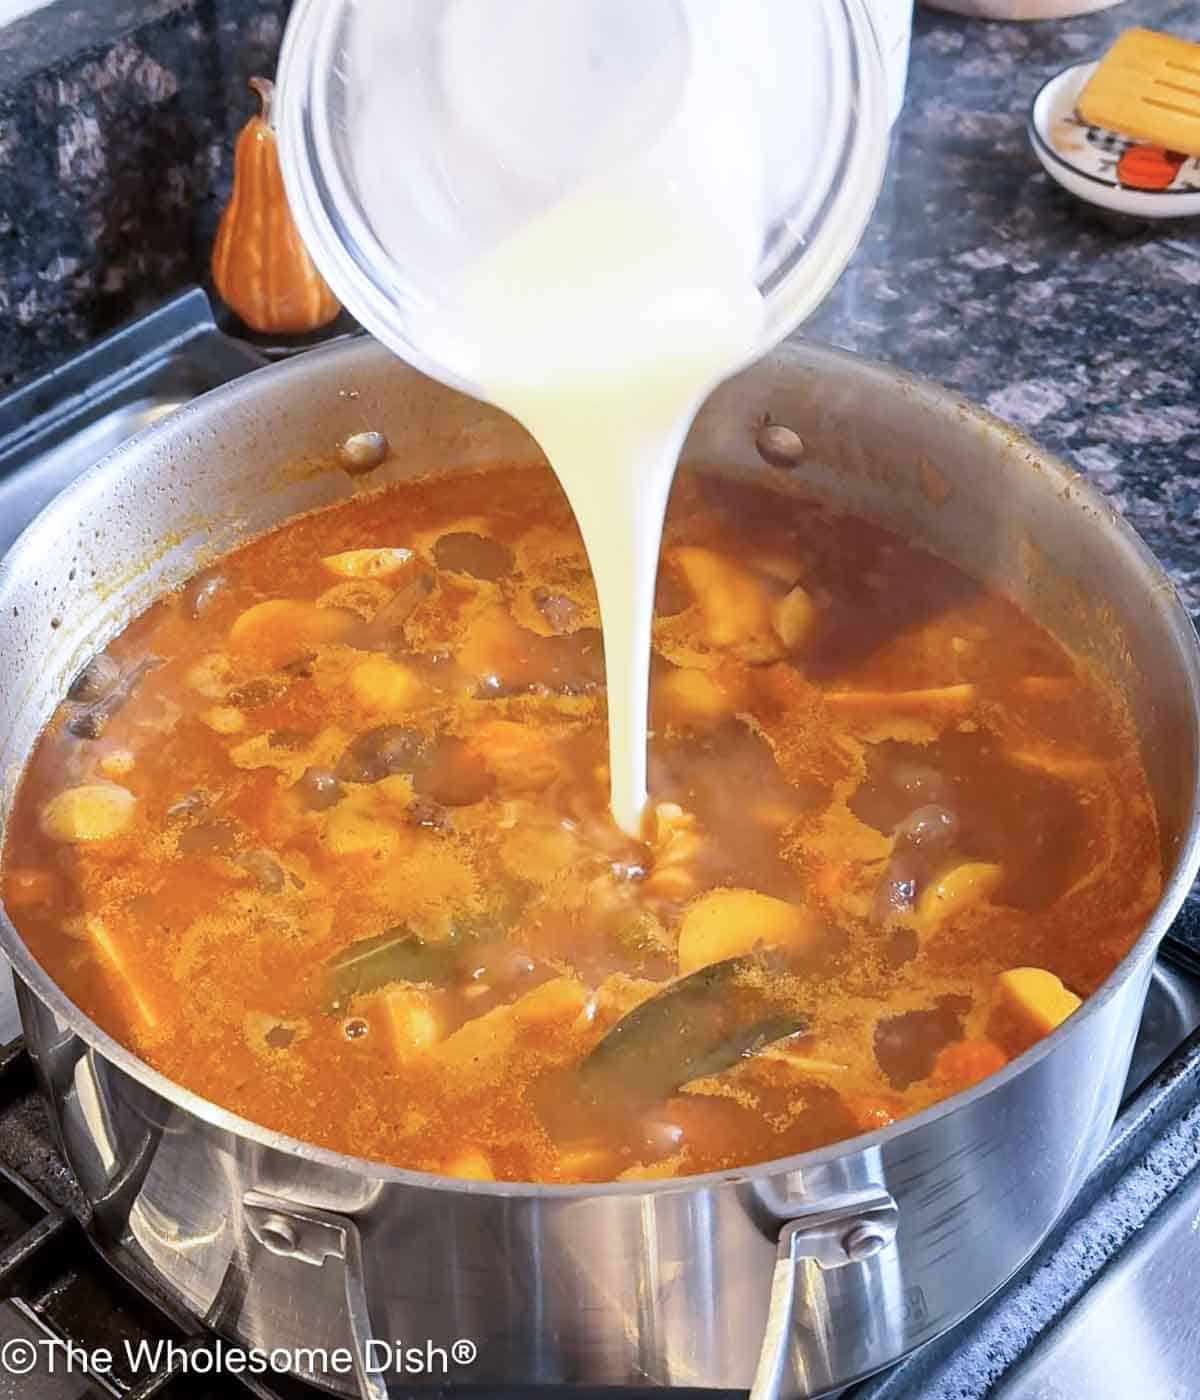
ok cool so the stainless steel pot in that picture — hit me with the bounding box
[1,339,1197,1400]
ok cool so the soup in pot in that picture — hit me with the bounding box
[1,463,1161,1182]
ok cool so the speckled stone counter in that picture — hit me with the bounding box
[812,0,1200,615]
[0,0,289,393]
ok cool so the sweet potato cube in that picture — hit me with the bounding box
[442,1148,495,1180]
[992,967,1081,1049]
[382,986,442,1058]
[677,887,819,975]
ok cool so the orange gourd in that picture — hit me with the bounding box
[212,77,341,335]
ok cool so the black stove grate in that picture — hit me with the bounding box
[0,1045,325,1400]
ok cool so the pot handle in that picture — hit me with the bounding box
[749,1186,899,1400]
[243,1189,386,1400]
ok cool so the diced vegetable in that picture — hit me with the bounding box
[844,1092,906,1132]
[825,684,976,714]
[555,1143,621,1182]
[990,967,1081,1051]
[672,546,773,649]
[349,657,423,713]
[322,548,413,579]
[98,750,135,778]
[326,926,463,1009]
[913,862,1003,934]
[644,802,702,901]
[772,585,817,651]
[930,1038,1008,1091]
[442,1148,495,1180]
[381,985,443,1057]
[41,784,135,843]
[204,706,246,734]
[655,667,737,724]
[676,888,819,975]
[510,976,590,1029]
[228,599,351,667]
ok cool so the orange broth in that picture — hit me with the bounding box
[0,463,1161,1182]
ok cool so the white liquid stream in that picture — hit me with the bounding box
[394,3,777,834]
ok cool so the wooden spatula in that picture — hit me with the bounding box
[1078,29,1200,158]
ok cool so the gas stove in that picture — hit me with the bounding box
[1,292,1200,1400]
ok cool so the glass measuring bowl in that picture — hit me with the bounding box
[274,0,889,394]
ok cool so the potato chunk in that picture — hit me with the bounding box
[228,599,350,667]
[677,887,818,975]
[511,976,590,1028]
[772,585,817,651]
[655,667,739,725]
[322,548,413,579]
[382,986,443,1059]
[349,657,423,714]
[442,1149,495,1181]
[673,546,773,649]
[991,967,1081,1052]
[914,862,1002,934]
[41,784,135,843]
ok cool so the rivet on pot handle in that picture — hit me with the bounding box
[750,1186,899,1400]
[243,1189,386,1400]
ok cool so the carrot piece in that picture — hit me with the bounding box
[930,1039,1008,1091]
[844,1092,907,1132]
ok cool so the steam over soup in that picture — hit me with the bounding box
[1,464,1161,1182]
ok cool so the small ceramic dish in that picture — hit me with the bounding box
[1028,58,1200,218]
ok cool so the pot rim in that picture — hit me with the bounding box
[2,335,1198,1199]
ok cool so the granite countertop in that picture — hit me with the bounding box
[811,0,1200,614]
